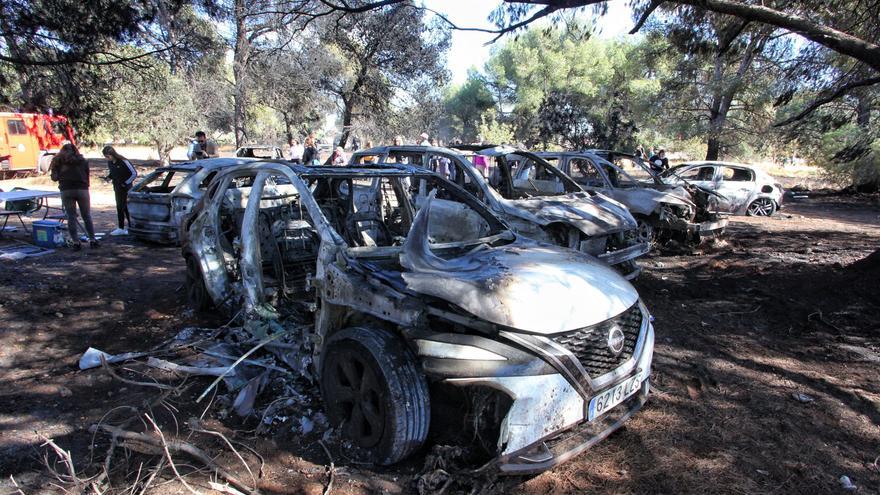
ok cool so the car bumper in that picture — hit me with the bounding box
[129,221,179,244]
[691,217,728,240]
[598,241,650,279]
[442,321,655,474]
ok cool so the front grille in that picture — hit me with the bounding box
[551,304,643,378]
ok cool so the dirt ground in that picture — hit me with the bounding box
[0,170,878,494]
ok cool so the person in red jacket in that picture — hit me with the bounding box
[50,144,98,250]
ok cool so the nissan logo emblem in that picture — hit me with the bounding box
[607,326,625,355]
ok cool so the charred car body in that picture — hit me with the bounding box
[128,158,256,243]
[181,162,655,473]
[659,161,784,216]
[532,150,728,245]
[350,146,649,279]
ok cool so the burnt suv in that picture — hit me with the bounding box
[181,162,655,473]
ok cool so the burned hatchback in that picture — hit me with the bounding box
[128,158,256,243]
[181,162,655,473]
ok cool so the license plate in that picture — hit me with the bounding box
[588,373,643,421]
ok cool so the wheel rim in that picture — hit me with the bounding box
[748,198,774,216]
[324,348,385,448]
[636,219,654,245]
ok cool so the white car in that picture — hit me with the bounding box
[660,161,784,216]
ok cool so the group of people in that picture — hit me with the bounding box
[287,137,348,166]
[636,146,670,173]
[47,144,137,251]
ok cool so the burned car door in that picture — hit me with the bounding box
[128,167,195,243]
[511,156,567,196]
[715,166,755,213]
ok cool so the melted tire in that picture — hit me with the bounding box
[321,327,429,465]
[185,255,212,312]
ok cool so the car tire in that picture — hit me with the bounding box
[320,326,429,465]
[746,198,776,216]
[185,255,212,311]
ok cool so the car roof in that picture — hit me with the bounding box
[680,160,755,169]
[166,157,260,171]
[352,145,460,155]
[237,145,279,149]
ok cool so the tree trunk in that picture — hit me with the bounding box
[338,99,353,149]
[704,32,765,160]
[232,0,249,148]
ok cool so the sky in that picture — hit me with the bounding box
[422,0,636,85]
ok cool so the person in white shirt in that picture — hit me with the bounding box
[288,138,304,163]
[419,132,430,146]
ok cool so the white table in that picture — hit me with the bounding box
[0,189,62,236]
[0,189,60,202]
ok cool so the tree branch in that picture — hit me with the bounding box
[629,0,663,34]
[773,76,880,126]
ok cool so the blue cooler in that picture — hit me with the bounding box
[32,220,64,248]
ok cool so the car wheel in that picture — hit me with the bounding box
[320,327,429,465]
[636,218,656,246]
[746,198,776,216]
[185,256,212,311]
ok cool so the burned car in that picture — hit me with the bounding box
[128,158,256,243]
[181,162,655,473]
[660,161,784,216]
[235,145,283,159]
[350,146,649,279]
[533,151,728,245]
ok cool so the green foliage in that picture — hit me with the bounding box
[478,109,515,144]
[95,56,201,163]
[442,70,496,142]
[476,25,666,150]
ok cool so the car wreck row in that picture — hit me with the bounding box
[180,162,654,473]
[125,144,783,473]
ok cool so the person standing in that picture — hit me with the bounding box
[288,138,304,163]
[187,131,219,160]
[302,136,319,165]
[419,132,430,146]
[324,146,346,166]
[50,144,98,250]
[648,148,669,174]
[101,146,137,236]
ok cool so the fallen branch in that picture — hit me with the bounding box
[39,434,87,492]
[101,356,178,391]
[146,357,230,377]
[318,440,335,495]
[90,423,258,495]
[196,329,292,403]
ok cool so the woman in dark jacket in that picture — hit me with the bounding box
[101,145,137,235]
[301,136,319,165]
[50,144,98,250]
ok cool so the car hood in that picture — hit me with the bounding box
[501,193,636,236]
[610,187,695,216]
[400,192,639,334]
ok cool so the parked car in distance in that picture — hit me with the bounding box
[350,145,650,279]
[128,158,256,243]
[181,161,655,473]
[235,145,283,159]
[660,161,784,216]
[533,150,728,245]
